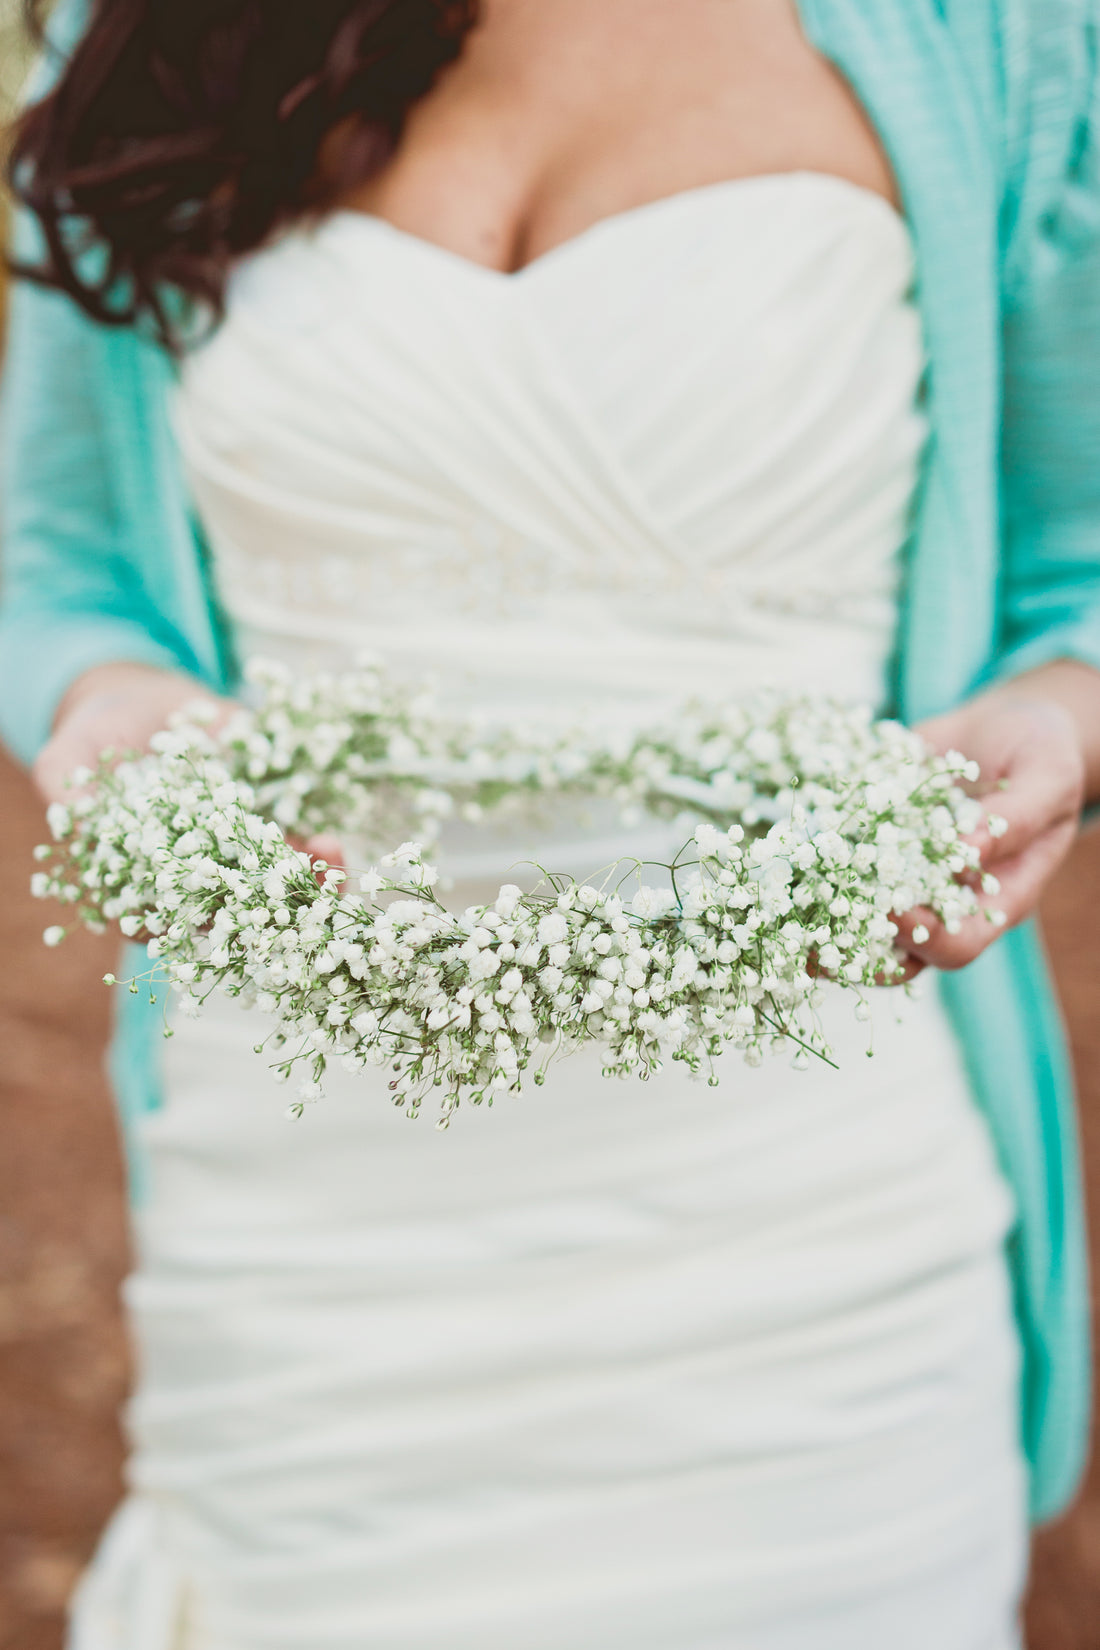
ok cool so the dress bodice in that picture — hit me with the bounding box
[174,171,927,728]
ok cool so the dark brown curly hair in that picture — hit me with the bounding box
[7,0,479,346]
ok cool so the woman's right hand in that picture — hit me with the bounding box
[32,662,236,807]
[33,662,346,875]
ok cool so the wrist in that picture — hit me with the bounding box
[53,662,200,732]
[982,661,1100,800]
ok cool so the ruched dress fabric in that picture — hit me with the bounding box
[69,174,1027,1650]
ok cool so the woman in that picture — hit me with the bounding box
[3,1,1100,1645]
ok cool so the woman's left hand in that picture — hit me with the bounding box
[893,679,1089,975]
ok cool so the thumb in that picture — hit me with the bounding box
[301,833,346,871]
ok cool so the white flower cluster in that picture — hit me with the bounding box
[33,659,1002,1125]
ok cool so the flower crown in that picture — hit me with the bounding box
[33,660,1004,1126]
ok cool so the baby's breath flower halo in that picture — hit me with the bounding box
[33,659,1007,1126]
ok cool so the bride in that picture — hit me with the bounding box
[4,2,1100,1645]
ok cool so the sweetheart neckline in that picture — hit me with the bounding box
[314,169,910,285]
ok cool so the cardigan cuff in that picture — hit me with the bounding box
[984,619,1100,693]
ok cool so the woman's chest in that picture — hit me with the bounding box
[336,0,898,277]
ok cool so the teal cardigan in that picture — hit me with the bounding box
[2,0,1099,1525]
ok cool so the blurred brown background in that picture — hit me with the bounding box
[1,7,1100,1648]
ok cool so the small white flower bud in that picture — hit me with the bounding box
[46,803,72,841]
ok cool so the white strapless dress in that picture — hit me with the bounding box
[70,174,1027,1650]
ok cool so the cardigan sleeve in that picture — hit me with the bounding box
[992,13,1100,684]
[0,272,200,767]
[0,0,201,767]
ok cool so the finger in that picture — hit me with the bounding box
[809,943,924,987]
[303,833,346,870]
[31,739,96,808]
[891,904,939,954]
[873,954,926,986]
[890,903,986,973]
[286,832,349,890]
[895,907,992,972]
[965,755,1082,869]
[896,816,1078,970]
